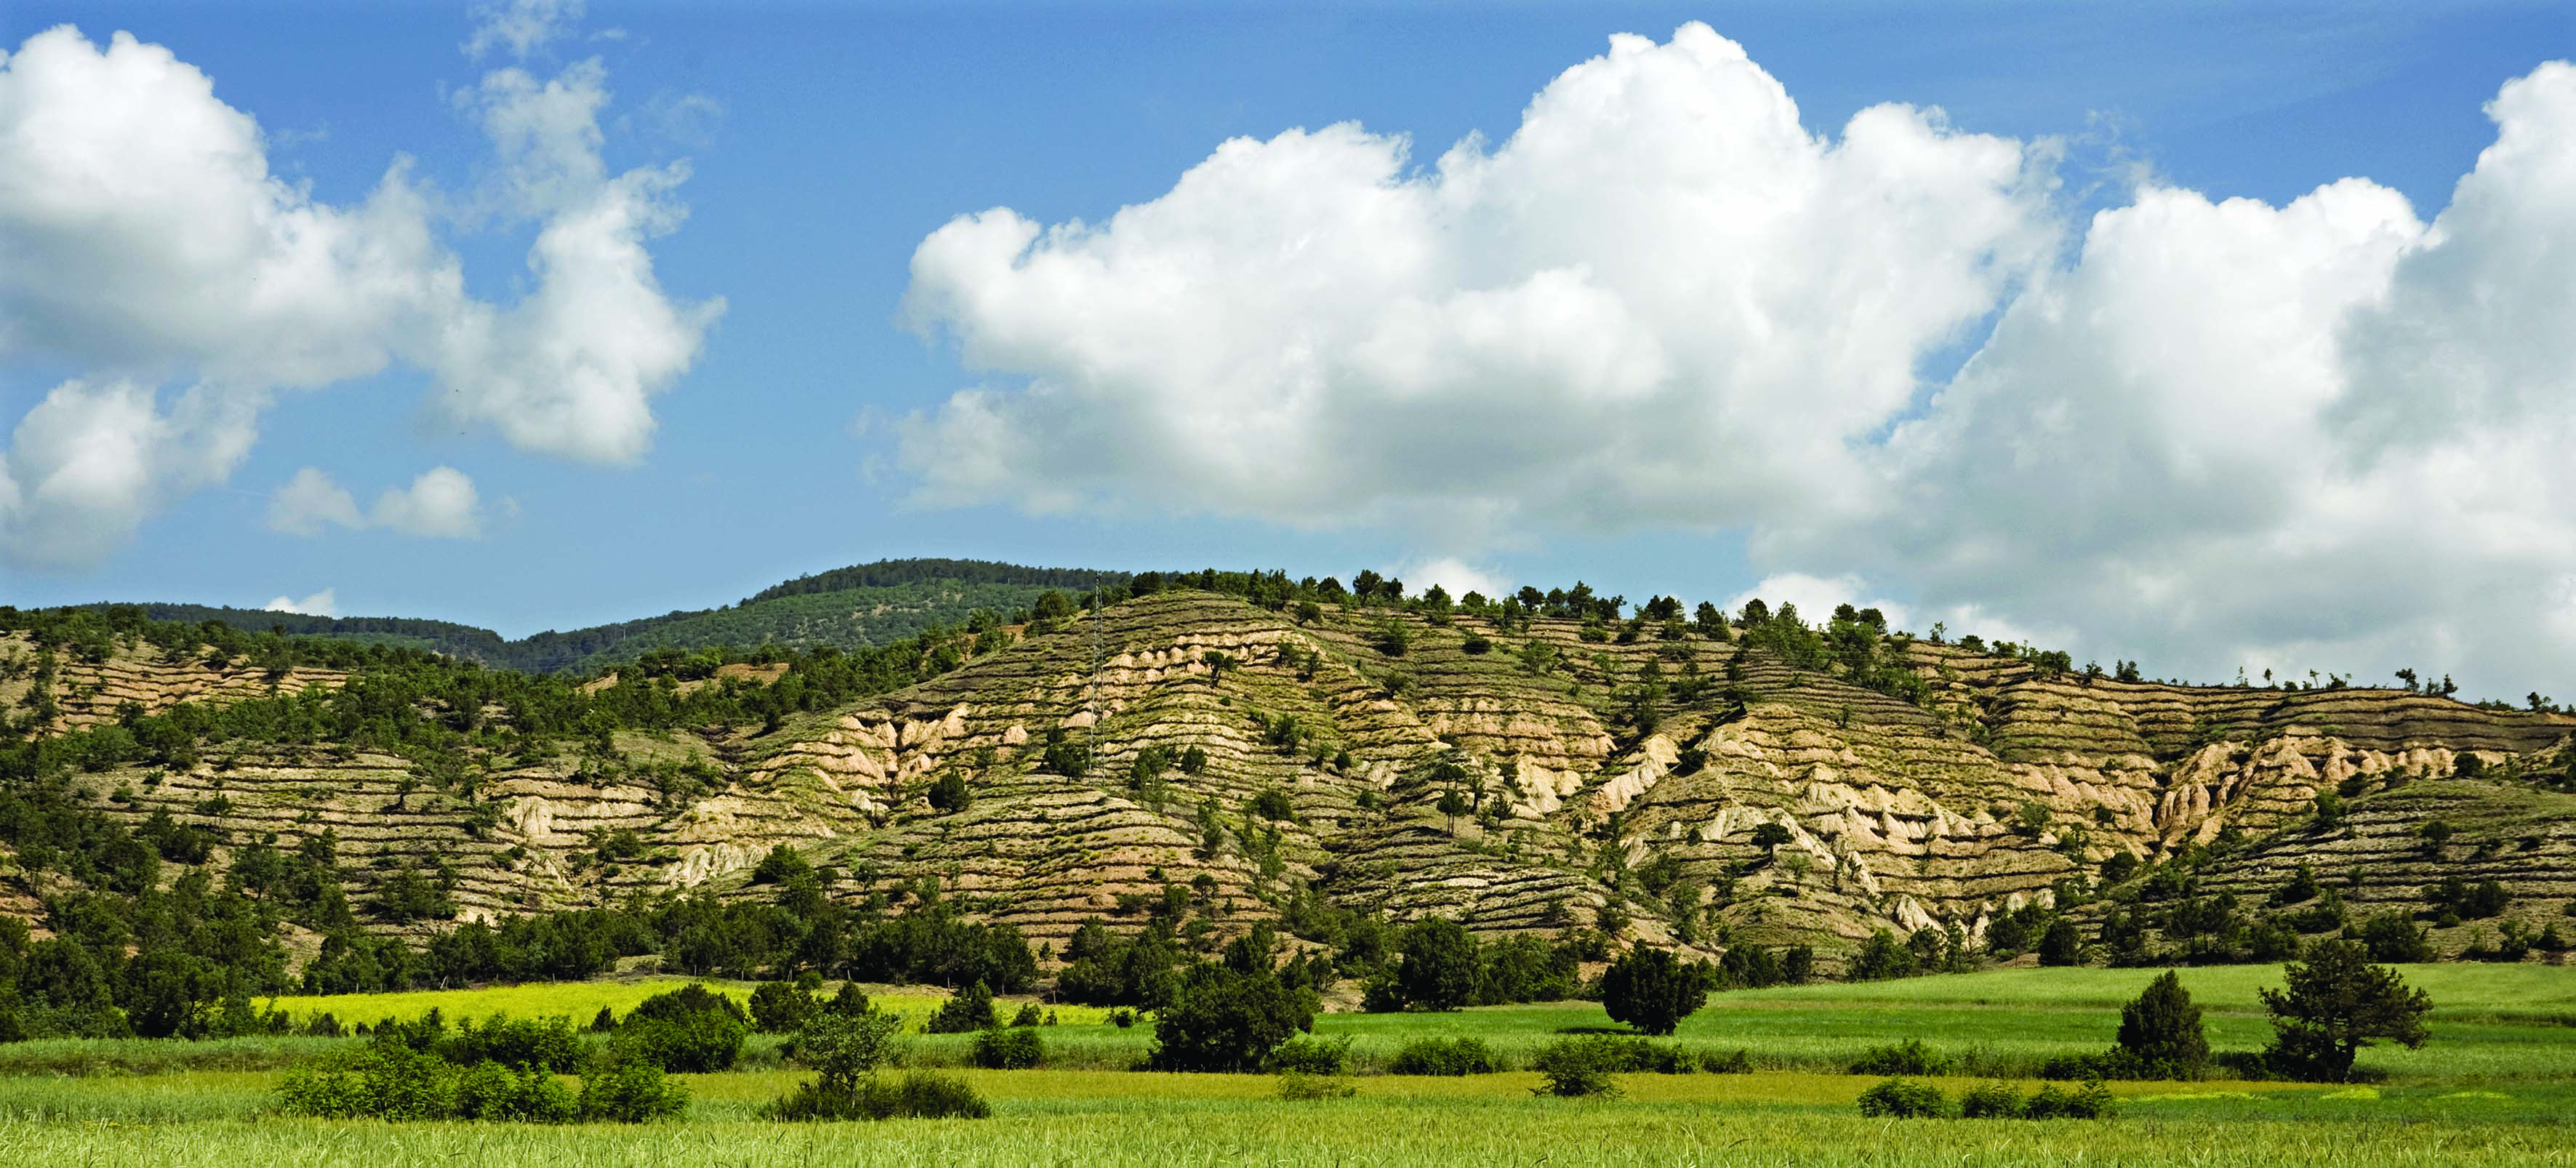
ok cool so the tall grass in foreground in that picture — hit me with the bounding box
[0,1101,2568,1168]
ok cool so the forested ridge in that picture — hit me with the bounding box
[96,558,1124,675]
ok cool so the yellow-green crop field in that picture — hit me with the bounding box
[2,965,2572,1167]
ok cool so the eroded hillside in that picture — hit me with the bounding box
[12,592,2573,967]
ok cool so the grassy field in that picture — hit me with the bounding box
[1,965,2569,1165]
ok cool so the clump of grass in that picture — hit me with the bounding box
[1389,1036,1501,1076]
[1856,1077,1949,1118]
[1275,1070,1357,1100]
[1531,1036,1625,1098]
[1269,1035,1352,1076]
[1849,1039,1949,1076]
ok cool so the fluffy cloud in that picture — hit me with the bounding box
[0,22,716,567]
[1815,64,2576,692]
[1722,573,1911,633]
[266,466,483,539]
[900,24,2576,696]
[0,380,257,565]
[371,467,484,539]
[900,23,2051,543]
[464,0,582,60]
[264,587,337,617]
[1395,557,1506,603]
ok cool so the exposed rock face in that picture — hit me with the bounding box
[16,597,2573,959]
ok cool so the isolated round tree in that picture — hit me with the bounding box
[1601,948,1709,1036]
[1395,918,1480,1012]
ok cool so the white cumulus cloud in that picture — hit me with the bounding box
[899,23,2051,543]
[266,466,483,539]
[0,21,717,568]
[371,467,483,539]
[1395,557,1506,603]
[265,467,364,536]
[264,587,337,617]
[897,24,2576,697]
[1722,573,1910,632]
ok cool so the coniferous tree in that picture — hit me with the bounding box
[2258,941,2432,1082]
[2116,970,2210,1076]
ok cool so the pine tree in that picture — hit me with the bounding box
[2116,970,2210,1075]
[2258,941,2432,1082]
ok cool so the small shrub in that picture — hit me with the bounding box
[751,982,822,1034]
[771,1073,990,1121]
[441,1014,585,1073]
[1958,1081,2024,1119]
[1010,1002,1044,1028]
[971,1026,1045,1069]
[2034,1078,2114,1119]
[1855,1077,1949,1119]
[630,983,751,1027]
[614,1010,747,1073]
[1389,1036,1500,1076]
[1849,1038,1949,1076]
[578,1055,690,1122]
[1698,1047,1753,1074]
[1530,1036,1625,1097]
[453,1060,577,1122]
[1277,1069,1357,1100]
[1269,1034,1352,1075]
[1108,1008,1138,1028]
[927,981,999,1034]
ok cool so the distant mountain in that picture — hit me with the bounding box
[97,558,1128,674]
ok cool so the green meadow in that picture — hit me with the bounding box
[1,965,2570,1166]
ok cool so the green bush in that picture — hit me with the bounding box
[1957,1081,2023,1119]
[772,1073,992,1121]
[1699,1047,1753,1074]
[2022,1078,2115,1119]
[275,1038,589,1124]
[275,1038,457,1120]
[577,1055,690,1122]
[1849,1038,1949,1076]
[1269,1034,1352,1075]
[1530,1036,1624,1097]
[453,1060,577,1122]
[971,1026,1045,1069]
[629,983,751,1027]
[926,980,998,1034]
[1149,964,1315,1072]
[1855,1077,1949,1119]
[1617,1039,1701,1074]
[1276,1069,1357,1100]
[440,1014,584,1073]
[1389,1036,1501,1076]
[614,1010,747,1074]
[750,981,821,1034]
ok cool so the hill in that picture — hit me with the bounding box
[89,558,1123,674]
[6,577,2569,991]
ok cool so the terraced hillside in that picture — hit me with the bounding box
[12,590,2573,970]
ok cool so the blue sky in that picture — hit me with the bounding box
[3,1,2572,699]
